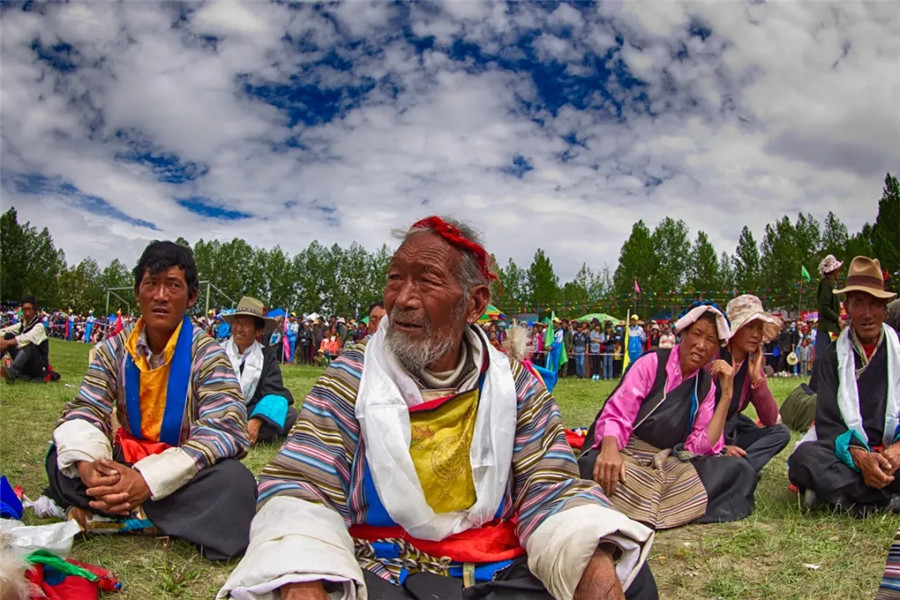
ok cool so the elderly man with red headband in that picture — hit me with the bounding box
[221,217,657,600]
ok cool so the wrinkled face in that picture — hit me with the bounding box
[136,266,196,336]
[847,292,887,345]
[368,305,386,334]
[21,302,36,323]
[731,319,764,355]
[383,233,474,374]
[678,317,720,373]
[231,314,261,350]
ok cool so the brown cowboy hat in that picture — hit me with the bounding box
[223,296,278,338]
[833,256,896,300]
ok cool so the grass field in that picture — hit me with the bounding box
[1,339,897,599]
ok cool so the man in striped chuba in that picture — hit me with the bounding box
[221,217,657,600]
[45,241,257,560]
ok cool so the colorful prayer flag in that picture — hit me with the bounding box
[634,278,641,294]
[801,265,811,282]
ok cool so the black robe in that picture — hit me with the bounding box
[245,346,299,443]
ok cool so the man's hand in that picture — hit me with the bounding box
[76,460,119,489]
[850,448,894,489]
[574,546,625,600]
[85,459,152,515]
[724,445,747,458]
[247,417,263,446]
[882,443,900,476]
[0,337,16,351]
[281,581,329,600]
[593,438,626,497]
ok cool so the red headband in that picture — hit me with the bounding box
[411,216,498,282]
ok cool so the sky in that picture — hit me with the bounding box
[2,1,898,282]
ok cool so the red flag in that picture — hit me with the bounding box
[634,278,641,294]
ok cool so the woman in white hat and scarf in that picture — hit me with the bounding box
[718,295,791,473]
[811,254,844,390]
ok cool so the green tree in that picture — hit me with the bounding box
[58,258,101,313]
[0,207,65,307]
[613,220,654,299]
[496,257,527,310]
[732,226,761,292]
[760,213,821,309]
[820,211,849,259]
[650,217,690,294]
[687,231,721,293]
[526,249,559,313]
[871,173,900,285]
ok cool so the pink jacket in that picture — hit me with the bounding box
[593,346,723,455]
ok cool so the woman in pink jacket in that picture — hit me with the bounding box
[578,303,758,529]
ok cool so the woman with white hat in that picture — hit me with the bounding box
[579,302,758,529]
[811,254,844,390]
[719,295,791,473]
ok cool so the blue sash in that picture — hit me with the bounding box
[124,316,193,446]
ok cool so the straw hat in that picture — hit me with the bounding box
[833,256,895,300]
[786,352,799,366]
[223,296,277,338]
[725,294,782,343]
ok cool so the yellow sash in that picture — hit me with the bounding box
[124,318,184,441]
[408,388,479,513]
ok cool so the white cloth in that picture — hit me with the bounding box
[218,497,364,600]
[674,305,731,345]
[225,338,264,403]
[53,419,113,478]
[835,324,900,447]
[356,318,517,541]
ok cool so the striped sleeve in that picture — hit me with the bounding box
[57,334,121,436]
[256,347,364,520]
[179,332,250,470]
[510,360,614,544]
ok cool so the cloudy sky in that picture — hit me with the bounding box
[2,1,898,281]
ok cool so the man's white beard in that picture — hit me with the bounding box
[385,304,466,377]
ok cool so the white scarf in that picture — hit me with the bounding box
[357,317,517,541]
[836,324,900,447]
[225,338,264,403]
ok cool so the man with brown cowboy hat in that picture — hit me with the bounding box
[789,256,900,515]
[223,296,298,445]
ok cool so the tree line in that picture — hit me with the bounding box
[2,173,897,319]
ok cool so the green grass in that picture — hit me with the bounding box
[1,340,896,598]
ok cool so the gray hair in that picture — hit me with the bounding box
[887,299,900,334]
[393,216,494,299]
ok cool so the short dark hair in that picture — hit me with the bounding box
[133,241,199,296]
[21,295,37,309]
[368,300,384,316]
[886,299,900,334]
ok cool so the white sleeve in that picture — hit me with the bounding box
[525,504,654,600]
[17,324,47,348]
[53,419,113,478]
[217,496,366,600]
[133,447,198,500]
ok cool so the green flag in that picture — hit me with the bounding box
[801,265,811,282]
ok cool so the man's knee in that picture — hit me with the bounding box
[768,424,792,450]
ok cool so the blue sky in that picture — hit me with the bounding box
[1,1,898,282]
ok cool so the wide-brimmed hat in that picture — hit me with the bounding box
[726,294,782,343]
[787,352,799,366]
[223,296,277,338]
[818,254,843,276]
[833,256,896,300]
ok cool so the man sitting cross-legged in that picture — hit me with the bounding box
[222,296,298,445]
[45,241,257,560]
[220,216,656,600]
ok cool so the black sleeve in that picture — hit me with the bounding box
[252,347,295,406]
[813,344,850,444]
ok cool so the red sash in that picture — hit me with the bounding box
[350,519,524,563]
[114,427,171,464]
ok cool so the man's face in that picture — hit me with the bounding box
[847,292,886,345]
[135,266,196,335]
[21,303,36,323]
[368,305,386,334]
[231,315,260,349]
[383,233,483,373]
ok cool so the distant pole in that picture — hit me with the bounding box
[205,282,211,316]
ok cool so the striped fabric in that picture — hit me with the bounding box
[877,528,900,600]
[59,325,249,471]
[258,340,612,582]
[610,438,707,530]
